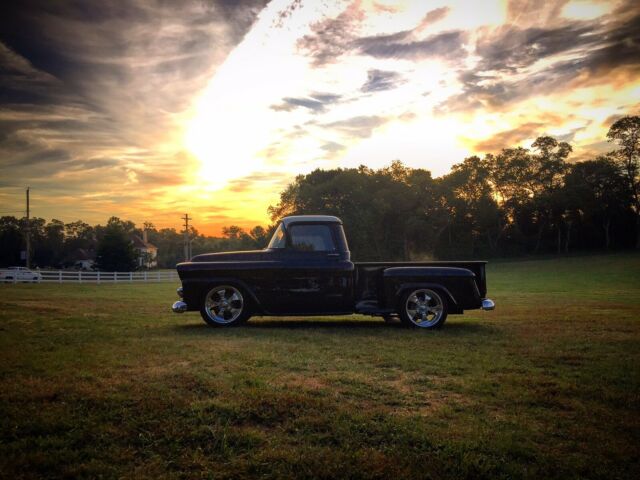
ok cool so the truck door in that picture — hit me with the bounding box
[273,222,353,314]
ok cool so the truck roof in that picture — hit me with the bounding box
[281,215,342,227]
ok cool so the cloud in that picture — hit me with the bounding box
[440,9,640,113]
[361,69,404,92]
[474,23,596,73]
[226,171,291,193]
[419,7,450,28]
[354,30,466,61]
[296,1,365,66]
[324,115,388,139]
[298,3,461,66]
[271,92,342,113]
[472,122,545,152]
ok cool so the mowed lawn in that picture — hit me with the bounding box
[0,255,639,479]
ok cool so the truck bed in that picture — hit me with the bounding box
[354,261,488,307]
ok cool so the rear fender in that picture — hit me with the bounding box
[382,267,481,313]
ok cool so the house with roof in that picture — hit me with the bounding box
[131,230,158,268]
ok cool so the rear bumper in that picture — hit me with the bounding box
[481,298,495,311]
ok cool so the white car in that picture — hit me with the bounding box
[1,267,42,283]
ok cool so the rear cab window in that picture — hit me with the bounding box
[288,224,336,252]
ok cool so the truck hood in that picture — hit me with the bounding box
[190,250,269,262]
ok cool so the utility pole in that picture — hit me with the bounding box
[182,213,192,261]
[25,187,30,268]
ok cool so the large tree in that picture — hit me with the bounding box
[607,116,640,248]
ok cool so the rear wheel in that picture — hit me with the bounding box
[399,288,448,329]
[200,285,251,327]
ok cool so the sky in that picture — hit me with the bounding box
[1,0,639,235]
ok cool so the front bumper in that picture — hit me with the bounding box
[172,300,187,313]
[481,298,495,310]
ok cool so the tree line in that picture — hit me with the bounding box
[0,216,269,270]
[268,116,639,260]
[0,116,637,267]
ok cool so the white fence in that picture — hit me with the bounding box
[2,270,178,284]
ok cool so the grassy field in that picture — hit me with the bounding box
[0,254,639,479]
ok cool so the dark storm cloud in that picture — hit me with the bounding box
[361,69,404,92]
[271,92,342,113]
[439,9,640,114]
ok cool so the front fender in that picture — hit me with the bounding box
[181,277,265,313]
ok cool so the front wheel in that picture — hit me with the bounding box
[200,285,251,327]
[399,288,448,329]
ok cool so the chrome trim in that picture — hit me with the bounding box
[172,301,187,313]
[177,287,183,298]
[481,299,495,311]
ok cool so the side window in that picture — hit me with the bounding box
[267,224,287,249]
[289,224,336,252]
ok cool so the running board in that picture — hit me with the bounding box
[354,300,394,316]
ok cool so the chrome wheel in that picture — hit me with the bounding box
[405,289,445,328]
[203,285,244,324]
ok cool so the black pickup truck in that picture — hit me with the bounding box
[172,215,494,329]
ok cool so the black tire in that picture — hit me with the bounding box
[398,288,448,329]
[199,284,251,327]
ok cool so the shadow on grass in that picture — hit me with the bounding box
[172,318,494,335]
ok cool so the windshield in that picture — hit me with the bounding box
[267,223,287,249]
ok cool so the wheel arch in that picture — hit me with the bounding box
[395,282,456,306]
[185,277,265,313]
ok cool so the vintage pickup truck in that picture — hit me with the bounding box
[172,215,494,329]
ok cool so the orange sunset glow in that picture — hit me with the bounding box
[1,0,639,234]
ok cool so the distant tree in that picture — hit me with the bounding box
[442,155,502,255]
[36,219,65,267]
[530,136,571,253]
[0,216,23,267]
[607,116,640,247]
[564,157,630,250]
[147,227,184,268]
[249,226,269,248]
[95,218,137,271]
